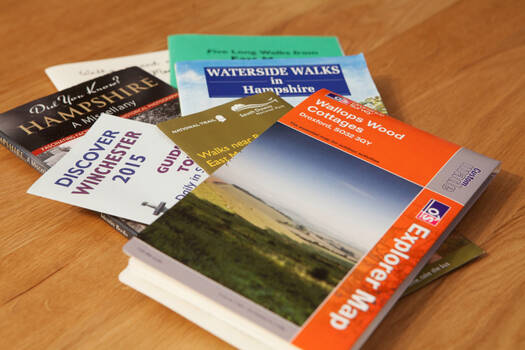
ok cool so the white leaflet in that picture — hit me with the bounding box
[45,50,170,90]
[27,114,207,224]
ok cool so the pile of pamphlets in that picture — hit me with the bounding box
[0,34,498,350]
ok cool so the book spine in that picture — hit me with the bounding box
[0,130,48,174]
[100,213,139,239]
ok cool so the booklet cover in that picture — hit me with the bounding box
[26,114,205,224]
[157,92,293,174]
[122,89,499,349]
[0,66,179,174]
[168,34,344,87]
[45,50,170,90]
[176,54,386,116]
[403,234,485,295]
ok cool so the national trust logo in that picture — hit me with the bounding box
[230,97,279,112]
[215,115,227,122]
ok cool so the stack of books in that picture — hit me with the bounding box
[0,34,498,349]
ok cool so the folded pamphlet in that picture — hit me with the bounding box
[26,114,205,224]
[168,34,344,87]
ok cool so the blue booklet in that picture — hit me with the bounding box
[175,54,386,115]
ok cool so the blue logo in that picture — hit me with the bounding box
[204,64,351,98]
[325,92,352,105]
[416,199,450,226]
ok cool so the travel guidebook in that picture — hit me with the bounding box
[120,89,500,349]
[45,50,170,90]
[168,34,344,87]
[0,66,178,173]
[175,54,387,116]
[120,56,383,235]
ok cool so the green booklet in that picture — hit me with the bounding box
[403,234,485,295]
[167,34,344,87]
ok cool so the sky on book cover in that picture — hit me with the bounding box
[211,122,421,252]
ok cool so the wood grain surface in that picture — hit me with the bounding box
[1,0,524,349]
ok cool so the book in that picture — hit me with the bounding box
[26,93,293,225]
[120,256,282,348]
[168,34,344,87]
[45,50,170,90]
[120,89,500,349]
[0,66,178,173]
[175,54,387,116]
[0,66,180,237]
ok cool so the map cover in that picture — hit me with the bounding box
[123,89,500,349]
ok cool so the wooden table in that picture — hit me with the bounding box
[1,0,524,349]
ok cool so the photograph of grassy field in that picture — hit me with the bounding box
[139,122,421,325]
[140,185,355,325]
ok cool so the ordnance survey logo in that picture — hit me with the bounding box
[230,97,279,112]
[416,199,450,226]
[325,92,352,105]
